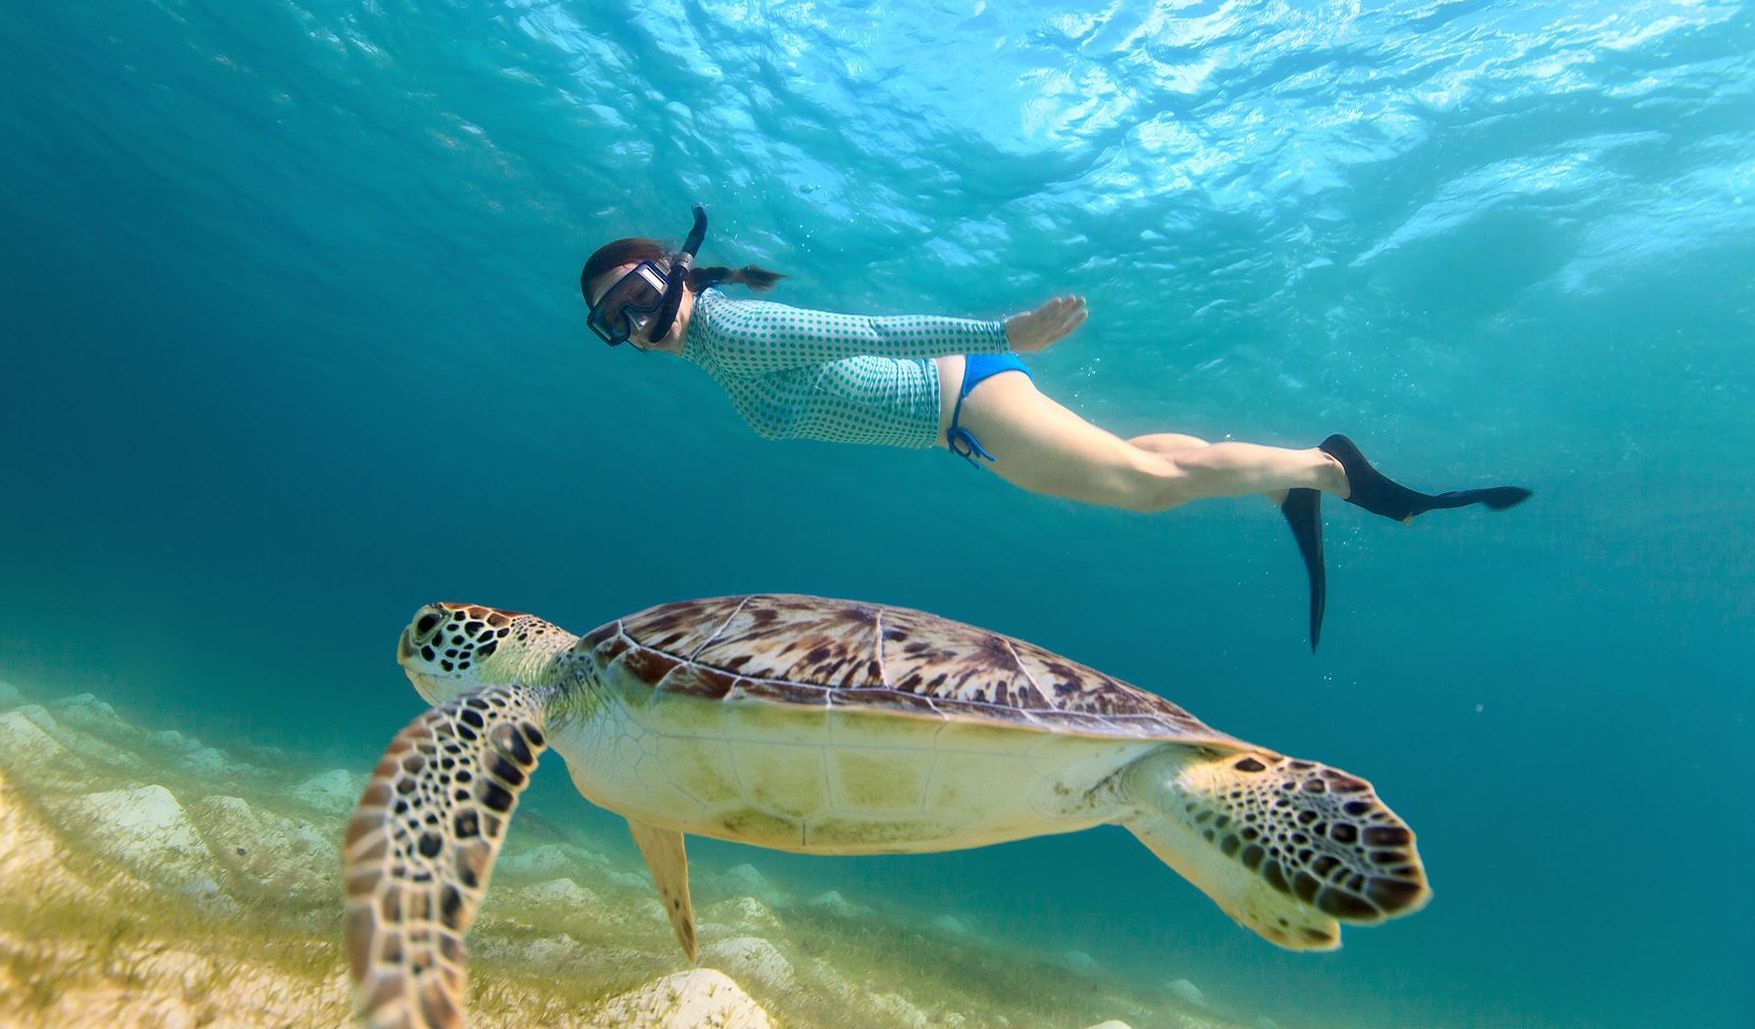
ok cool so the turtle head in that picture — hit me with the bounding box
[397,603,579,704]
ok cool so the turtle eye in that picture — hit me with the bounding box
[413,608,445,641]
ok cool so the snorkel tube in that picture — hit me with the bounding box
[648,204,708,344]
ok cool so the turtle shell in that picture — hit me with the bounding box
[578,594,1238,742]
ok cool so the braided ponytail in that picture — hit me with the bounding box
[688,264,784,292]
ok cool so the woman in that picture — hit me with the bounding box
[580,214,1530,648]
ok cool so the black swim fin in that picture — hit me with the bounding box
[1280,487,1326,651]
[1319,434,1533,523]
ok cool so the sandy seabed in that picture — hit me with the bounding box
[0,677,1245,1028]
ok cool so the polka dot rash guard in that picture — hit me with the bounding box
[681,288,1012,448]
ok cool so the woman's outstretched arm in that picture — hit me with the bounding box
[697,293,1085,373]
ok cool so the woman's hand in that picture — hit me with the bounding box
[1004,295,1087,353]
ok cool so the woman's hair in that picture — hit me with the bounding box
[579,237,783,303]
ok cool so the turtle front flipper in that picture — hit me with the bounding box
[342,685,550,1029]
[1119,746,1430,951]
[628,820,697,961]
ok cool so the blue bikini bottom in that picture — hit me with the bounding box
[945,352,1032,466]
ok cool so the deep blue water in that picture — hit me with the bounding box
[2,1,1751,1025]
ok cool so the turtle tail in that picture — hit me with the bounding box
[342,685,550,1029]
[1117,746,1429,951]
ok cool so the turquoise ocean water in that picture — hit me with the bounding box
[2,1,1751,1025]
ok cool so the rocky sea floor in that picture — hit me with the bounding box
[0,677,1253,1027]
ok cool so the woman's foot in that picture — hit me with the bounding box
[1319,435,1533,523]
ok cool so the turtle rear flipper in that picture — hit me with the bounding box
[343,685,550,1029]
[628,820,697,961]
[1119,746,1429,951]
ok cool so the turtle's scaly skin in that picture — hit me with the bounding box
[343,686,549,1029]
[346,596,1431,1029]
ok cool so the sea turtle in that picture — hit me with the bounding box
[344,594,1430,1027]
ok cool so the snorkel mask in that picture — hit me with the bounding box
[586,204,709,347]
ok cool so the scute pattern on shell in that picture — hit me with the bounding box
[580,594,1233,740]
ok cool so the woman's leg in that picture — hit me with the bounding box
[953,374,1345,512]
[1127,432,1209,453]
[1123,428,1340,502]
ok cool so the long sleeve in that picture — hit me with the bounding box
[693,292,1009,375]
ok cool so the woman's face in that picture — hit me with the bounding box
[588,262,691,354]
